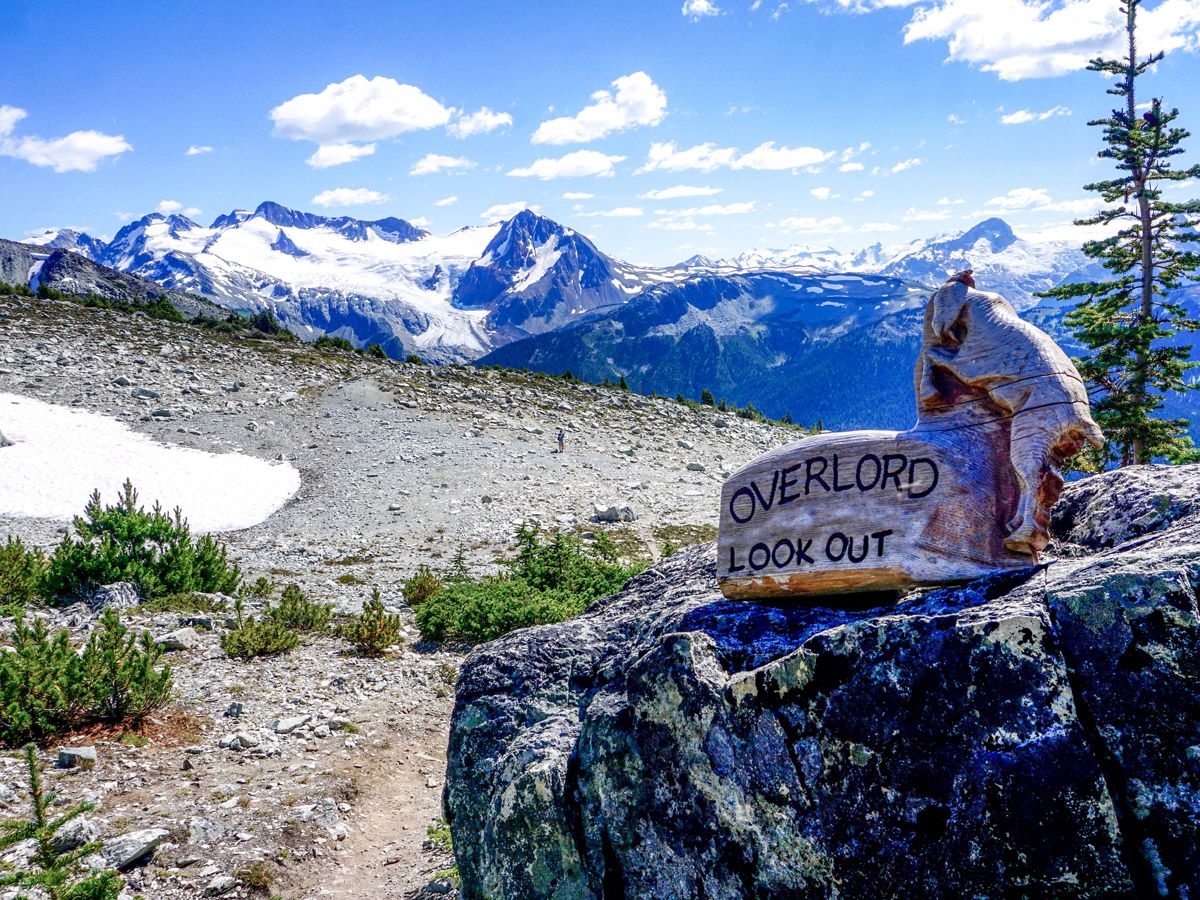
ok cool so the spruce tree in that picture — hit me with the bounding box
[1042,0,1200,466]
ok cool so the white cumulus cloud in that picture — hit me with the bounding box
[448,107,513,138]
[154,200,201,218]
[481,201,540,220]
[891,157,923,173]
[810,186,837,200]
[306,142,377,168]
[270,75,451,144]
[410,153,475,175]
[533,72,667,145]
[985,186,1100,214]
[185,145,213,156]
[775,215,850,234]
[434,195,459,207]
[638,140,832,173]
[311,187,390,207]
[577,206,645,218]
[0,105,131,173]
[733,141,834,170]
[656,201,756,217]
[639,184,723,200]
[508,149,625,179]
[682,0,721,18]
[803,0,1200,81]
[562,191,595,200]
[1000,105,1071,125]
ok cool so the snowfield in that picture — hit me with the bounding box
[0,393,299,532]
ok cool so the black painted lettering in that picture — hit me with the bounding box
[796,538,815,564]
[832,454,854,492]
[871,529,894,557]
[749,543,771,570]
[907,458,940,499]
[846,534,870,563]
[751,470,781,513]
[855,454,882,492]
[778,463,802,504]
[825,532,848,562]
[805,456,830,494]
[881,453,908,491]
[771,539,795,568]
[729,486,756,524]
[727,545,746,573]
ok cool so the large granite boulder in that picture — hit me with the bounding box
[446,464,1200,898]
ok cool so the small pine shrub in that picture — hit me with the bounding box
[43,480,241,602]
[220,598,299,659]
[700,389,715,406]
[365,343,388,360]
[0,745,124,900]
[137,592,228,615]
[402,565,443,608]
[0,617,89,745]
[314,335,355,352]
[339,588,403,656]
[0,611,173,746]
[241,576,275,599]
[405,353,425,365]
[0,536,47,608]
[80,608,173,725]
[267,584,332,633]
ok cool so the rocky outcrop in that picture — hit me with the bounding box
[446,464,1200,898]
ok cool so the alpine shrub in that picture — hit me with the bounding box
[0,536,47,608]
[401,565,443,608]
[0,745,124,900]
[415,526,643,644]
[365,343,388,360]
[339,588,403,656]
[220,598,299,659]
[43,481,241,602]
[80,608,173,725]
[314,335,355,352]
[267,584,332,633]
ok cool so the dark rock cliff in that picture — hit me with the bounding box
[445,464,1200,898]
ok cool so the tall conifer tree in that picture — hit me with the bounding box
[1043,0,1200,466]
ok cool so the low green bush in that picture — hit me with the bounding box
[314,335,355,353]
[82,608,173,724]
[220,598,299,659]
[365,343,388,359]
[414,526,643,645]
[43,480,241,602]
[0,744,124,899]
[0,536,47,609]
[339,588,403,656]
[0,610,173,746]
[401,565,443,607]
[267,584,332,633]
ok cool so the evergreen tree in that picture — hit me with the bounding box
[1042,0,1200,466]
[0,745,123,900]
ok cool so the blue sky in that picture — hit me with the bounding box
[2,0,1199,265]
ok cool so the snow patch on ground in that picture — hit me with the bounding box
[0,393,299,532]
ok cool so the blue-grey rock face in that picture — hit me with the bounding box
[445,463,1200,898]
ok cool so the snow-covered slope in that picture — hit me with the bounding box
[710,218,1089,309]
[23,228,107,262]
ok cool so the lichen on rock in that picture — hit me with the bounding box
[446,464,1200,898]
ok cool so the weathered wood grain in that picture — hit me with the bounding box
[718,271,1103,599]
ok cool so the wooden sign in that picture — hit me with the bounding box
[719,271,1104,599]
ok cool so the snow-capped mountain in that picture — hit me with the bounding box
[711,218,1091,309]
[18,208,1093,361]
[23,228,107,263]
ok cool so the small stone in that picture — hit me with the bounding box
[204,874,238,896]
[131,387,159,400]
[592,503,637,523]
[686,462,706,472]
[51,816,99,853]
[155,627,200,651]
[102,828,169,870]
[87,582,140,612]
[150,408,173,418]
[677,439,695,450]
[272,714,312,735]
[57,747,97,770]
[224,702,244,718]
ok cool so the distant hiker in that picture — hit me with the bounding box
[556,428,566,453]
[0,429,9,448]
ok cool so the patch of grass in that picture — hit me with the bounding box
[322,555,375,566]
[601,527,652,565]
[653,523,718,557]
[415,525,644,645]
[335,573,367,586]
[237,861,276,894]
[119,732,149,748]
[138,591,229,615]
[426,820,459,885]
